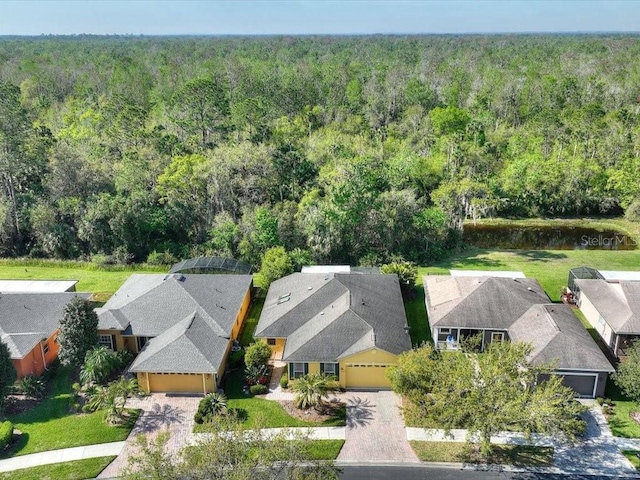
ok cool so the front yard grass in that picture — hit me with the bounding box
[0,456,116,480]
[1,367,138,458]
[302,440,344,460]
[622,451,640,470]
[193,369,345,432]
[410,441,554,467]
[605,379,640,438]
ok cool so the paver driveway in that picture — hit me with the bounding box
[337,390,419,463]
[98,394,200,478]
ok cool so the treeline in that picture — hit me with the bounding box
[0,34,639,266]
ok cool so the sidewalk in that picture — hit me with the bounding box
[0,442,125,473]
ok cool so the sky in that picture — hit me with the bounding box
[0,0,638,36]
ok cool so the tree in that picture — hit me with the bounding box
[613,339,640,403]
[86,376,139,424]
[292,373,340,410]
[388,342,585,455]
[0,340,17,414]
[80,346,120,385]
[194,392,228,424]
[57,297,98,368]
[380,261,418,296]
[121,416,340,480]
[244,341,272,369]
[257,246,293,289]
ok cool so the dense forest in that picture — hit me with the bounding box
[0,34,639,266]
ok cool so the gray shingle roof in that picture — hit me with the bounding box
[254,273,411,362]
[424,276,549,329]
[128,312,230,373]
[575,279,640,334]
[98,274,252,374]
[509,304,614,372]
[0,292,90,359]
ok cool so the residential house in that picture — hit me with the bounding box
[96,273,253,394]
[0,292,90,377]
[424,274,613,398]
[572,270,640,358]
[254,272,412,389]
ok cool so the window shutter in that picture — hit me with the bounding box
[289,363,294,378]
[304,363,309,375]
[319,363,324,374]
[334,363,339,380]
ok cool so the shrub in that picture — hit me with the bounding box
[625,198,640,222]
[244,342,272,369]
[596,397,604,406]
[16,375,45,399]
[194,392,228,424]
[280,371,289,389]
[0,421,13,449]
[250,384,268,395]
[146,250,178,266]
[245,364,270,386]
[229,349,245,370]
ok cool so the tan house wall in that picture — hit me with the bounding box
[12,330,60,378]
[262,338,286,359]
[339,349,398,389]
[578,293,614,347]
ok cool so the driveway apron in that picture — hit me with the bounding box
[337,390,419,463]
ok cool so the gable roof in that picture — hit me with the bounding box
[424,275,549,329]
[575,279,640,334]
[97,273,252,374]
[96,274,252,336]
[128,311,230,373]
[254,273,411,362]
[509,304,614,372]
[0,292,90,359]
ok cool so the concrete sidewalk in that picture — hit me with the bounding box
[188,426,346,445]
[0,441,125,473]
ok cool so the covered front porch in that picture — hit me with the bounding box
[434,327,507,352]
[614,334,640,358]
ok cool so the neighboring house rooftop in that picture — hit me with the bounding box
[96,273,253,336]
[0,292,90,359]
[449,270,526,278]
[574,278,640,334]
[424,276,549,329]
[301,265,381,274]
[0,280,78,293]
[510,304,614,372]
[255,273,410,362]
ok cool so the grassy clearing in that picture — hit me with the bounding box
[623,451,640,470]
[0,259,165,301]
[194,369,345,432]
[471,217,640,239]
[0,456,116,480]
[410,441,554,467]
[2,368,138,458]
[605,379,640,439]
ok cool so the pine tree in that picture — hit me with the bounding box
[57,297,98,368]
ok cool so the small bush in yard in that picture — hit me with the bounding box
[0,421,13,449]
[280,371,289,389]
[194,392,228,424]
[16,375,46,398]
[250,384,268,395]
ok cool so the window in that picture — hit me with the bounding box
[98,334,114,350]
[321,362,339,380]
[290,362,308,379]
[42,342,50,354]
[491,332,504,343]
[437,328,457,343]
[267,338,276,346]
[136,336,150,351]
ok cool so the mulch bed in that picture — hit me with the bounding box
[279,398,344,423]
[4,395,42,416]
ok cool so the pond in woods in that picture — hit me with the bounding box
[462,224,637,250]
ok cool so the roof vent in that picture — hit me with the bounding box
[320,311,325,315]
[527,287,533,291]
[307,286,313,290]
[277,292,291,305]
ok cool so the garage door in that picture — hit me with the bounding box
[148,373,204,393]
[344,363,392,389]
[558,373,596,398]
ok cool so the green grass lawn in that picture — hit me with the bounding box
[0,456,116,480]
[604,379,640,438]
[194,369,346,432]
[238,292,265,347]
[2,368,138,458]
[0,259,165,302]
[623,451,640,470]
[410,441,554,467]
[302,440,344,460]
[405,278,431,346]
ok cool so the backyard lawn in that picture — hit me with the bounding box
[604,379,640,439]
[0,457,116,480]
[1,367,138,458]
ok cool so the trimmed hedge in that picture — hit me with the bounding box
[249,384,268,395]
[0,421,13,449]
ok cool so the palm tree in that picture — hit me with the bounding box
[196,392,228,423]
[292,373,339,410]
[80,346,119,385]
[86,376,139,424]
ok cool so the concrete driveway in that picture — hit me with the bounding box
[98,394,200,478]
[336,390,419,464]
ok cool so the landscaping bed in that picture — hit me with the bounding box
[410,441,554,467]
